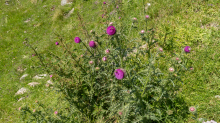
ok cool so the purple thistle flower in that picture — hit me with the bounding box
[106,26,116,35]
[114,69,125,80]
[89,41,96,48]
[119,17,121,19]
[116,5,119,8]
[54,111,58,115]
[103,2,106,4]
[74,37,81,43]
[145,15,150,19]
[55,42,59,45]
[105,49,110,54]
[89,61,94,64]
[102,14,105,18]
[102,57,107,61]
[32,54,36,56]
[50,75,53,78]
[109,22,113,26]
[184,46,191,53]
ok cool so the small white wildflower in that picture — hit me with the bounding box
[147,3,151,6]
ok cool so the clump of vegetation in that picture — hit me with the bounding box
[1,0,220,123]
[20,5,192,121]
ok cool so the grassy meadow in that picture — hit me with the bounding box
[0,0,220,122]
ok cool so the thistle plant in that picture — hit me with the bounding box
[20,8,191,123]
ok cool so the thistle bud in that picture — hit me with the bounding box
[169,67,174,72]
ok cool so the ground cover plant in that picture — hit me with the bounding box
[0,0,220,122]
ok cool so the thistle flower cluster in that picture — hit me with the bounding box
[23,12,193,123]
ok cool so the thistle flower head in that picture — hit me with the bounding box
[89,61,94,64]
[184,46,191,53]
[141,30,145,34]
[118,111,123,115]
[169,67,174,72]
[89,41,97,48]
[106,26,116,35]
[102,57,107,61]
[189,106,196,113]
[74,37,81,43]
[133,17,137,21]
[105,49,110,54]
[114,68,126,80]
[54,111,58,115]
[55,42,59,45]
[159,47,163,52]
[145,15,150,19]
[103,2,106,4]
[176,57,180,61]
[95,67,100,71]
[109,22,113,26]
[50,75,53,78]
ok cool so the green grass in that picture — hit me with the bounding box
[0,0,220,122]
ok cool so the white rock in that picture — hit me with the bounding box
[24,18,31,23]
[61,0,72,6]
[203,120,217,123]
[47,79,53,85]
[33,74,47,79]
[140,44,148,49]
[18,97,25,102]
[39,74,47,77]
[215,95,220,98]
[28,82,40,87]
[20,74,28,80]
[66,7,74,18]
[23,55,28,58]
[15,88,28,95]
